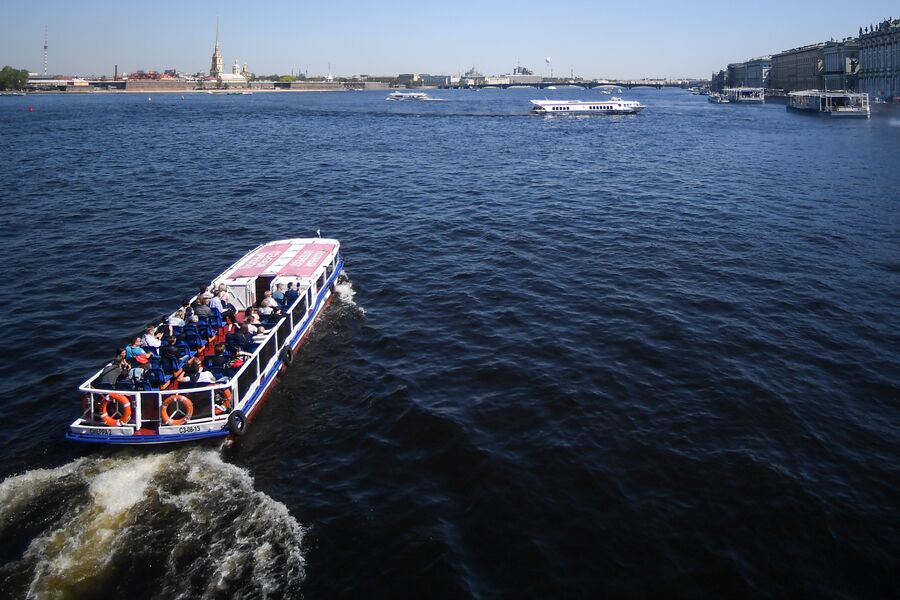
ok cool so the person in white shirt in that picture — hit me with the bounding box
[168,309,186,336]
[142,325,162,348]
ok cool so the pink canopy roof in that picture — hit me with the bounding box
[230,242,336,279]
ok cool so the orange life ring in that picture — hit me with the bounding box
[162,394,194,426]
[100,393,132,427]
[214,389,233,416]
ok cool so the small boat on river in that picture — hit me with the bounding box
[530,97,645,115]
[787,90,870,118]
[387,91,429,100]
[66,238,344,444]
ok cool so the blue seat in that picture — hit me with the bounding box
[198,323,215,339]
[146,368,166,388]
[171,325,183,337]
[184,333,205,351]
[182,325,199,336]
[149,355,161,369]
[161,355,183,374]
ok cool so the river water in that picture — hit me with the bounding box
[0,89,898,598]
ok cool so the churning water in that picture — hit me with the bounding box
[0,89,898,598]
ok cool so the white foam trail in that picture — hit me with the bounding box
[335,270,365,314]
[23,455,165,599]
[1,450,306,599]
[0,459,85,531]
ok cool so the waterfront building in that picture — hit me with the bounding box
[726,62,747,88]
[858,18,900,101]
[823,38,859,91]
[770,44,825,92]
[711,69,726,93]
[725,57,770,89]
[745,57,772,89]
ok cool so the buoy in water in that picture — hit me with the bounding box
[28,105,34,112]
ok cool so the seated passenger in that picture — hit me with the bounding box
[272,283,286,306]
[142,325,163,348]
[210,290,237,324]
[168,309,186,335]
[161,336,186,361]
[259,296,283,318]
[206,344,231,369]
[226,324,253,354]
[193,295,213,318]
[125,336,151,362]
[97,350,128,389]
[283,282,300,307]
[127,354,151,384]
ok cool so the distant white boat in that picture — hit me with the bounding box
[387,91,429,101]
[531,97,645,115]
[545,85,558,90]
[723,87,765,103]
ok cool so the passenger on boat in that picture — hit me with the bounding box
[284,282,299,307]
[210,290,237,324]
[259,297,282,318]
[142,325,163,348]
[273,283,286,305]
[193,296,213,318]
[125,336,152,362]
[226,324,253,353]
[127,354,151,384]
[168,309,186,335]
[97,353,128,389]
[243,309,267,335]
[161,336,186,361]
[207,343,230,369]
[180,299,194,322]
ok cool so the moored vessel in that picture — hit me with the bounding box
[723,87,765,103]
[66,238,344,444]
[787,90,870,118]
[530,97,645,115]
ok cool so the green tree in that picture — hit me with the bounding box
[0,66,29,90]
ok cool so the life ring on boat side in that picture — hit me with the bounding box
[100,393,132,427]
[228,409,248,436]
[214,389,233,416]
[161,394,194,426]
[280,346,293,367]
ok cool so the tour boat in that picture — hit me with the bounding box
[530,97,645,115]
[708,93,731,104]
[787,90,870,118]
[387,91,429,101]
[66,238,344,445]
[722,87,765,103]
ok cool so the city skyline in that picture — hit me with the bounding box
[1,1,896,78]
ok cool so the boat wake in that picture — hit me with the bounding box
[0,449,305,599]
[335,270,365,314]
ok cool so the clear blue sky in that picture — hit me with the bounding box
[1,1,895,78]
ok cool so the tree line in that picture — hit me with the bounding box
[0,66,29,90]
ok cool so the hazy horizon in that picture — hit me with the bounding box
[2,1,896,79]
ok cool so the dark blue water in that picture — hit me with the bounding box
[0,89,898,598]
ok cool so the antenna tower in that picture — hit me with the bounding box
[43,27,48,76]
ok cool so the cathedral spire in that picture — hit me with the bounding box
[210,18,224,78]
